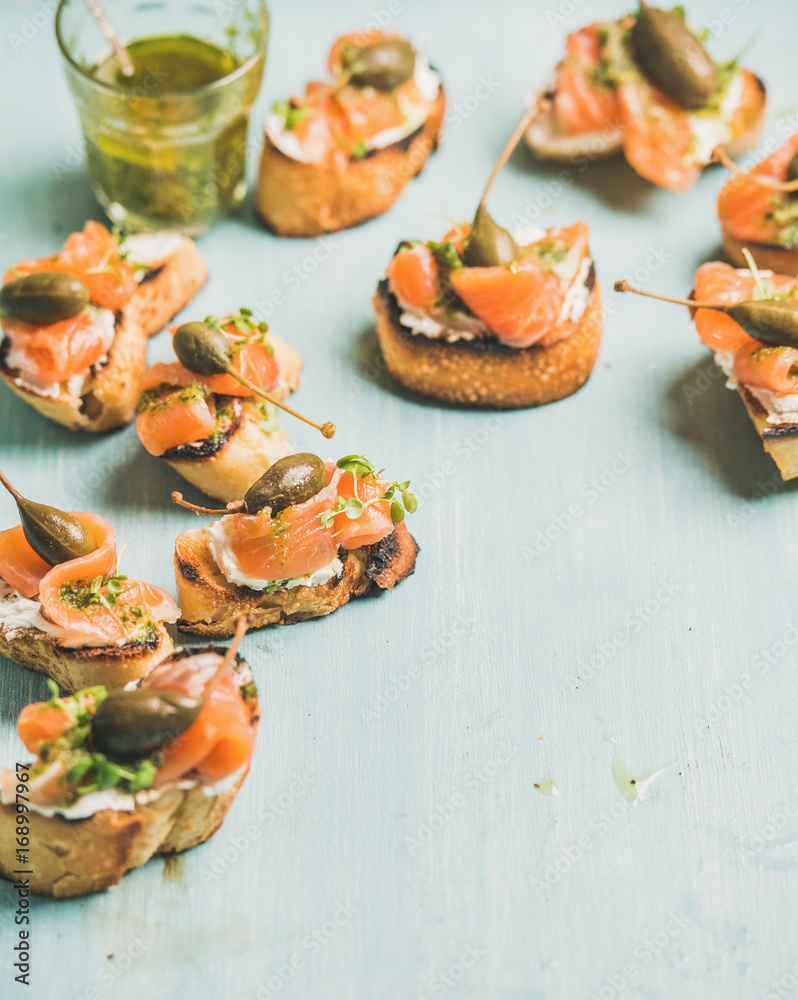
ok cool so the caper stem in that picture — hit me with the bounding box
[711,146,798,193]
[0,468,23,503]
[194,613,253,710]
[614,279,727,311]
[223,364,336,439]
[171,492,244,517]
[476,100,543,211]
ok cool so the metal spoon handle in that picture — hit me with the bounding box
[83,0,135,78]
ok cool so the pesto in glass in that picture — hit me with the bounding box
[56,0,269,234]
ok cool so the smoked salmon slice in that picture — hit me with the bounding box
[386,244,439,312]
[276,29,435,169]
[693,262,796,354]
[7,221,137,313]
[331,467,394,549]
[0,524,51,599]
[718,134,798,244]
[154,675,254,785]
[233,476,340,582]
[554,25,622,135]
[136,390,217,456]
[617,81,699,193]
[1,511,178,646]
[140,326,280,399]
[215,463,397,585]
[2,309,111,388]
[451,260,563,347]
[734,345,798,394]
[3,658,253,806]
[17,699,87,754]
[334,87,406,145]
[449,223,590,348]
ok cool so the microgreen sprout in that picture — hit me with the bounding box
[319,455,417,530]
[204,311,273,355]
[272,99,309,131]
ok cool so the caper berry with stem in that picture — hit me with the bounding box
[91,614,252,761]
[614,279,798,349]
[0,469,97,565]
[0,272,90,325]
[171,453,328,517]
[465,204,519,268]
[633,2,718,110]
[340,39,416,91]
[172,322,335,439]
[463,102,542,269]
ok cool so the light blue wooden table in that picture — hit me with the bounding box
[1,1,797,997]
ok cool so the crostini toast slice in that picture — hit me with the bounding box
[373,274,603,408]
[525,72,766,166]
[255,89,445,238]
[174,523,418,637]
[155,332,303,503]
[736,386,798,481]
[0,648,257,898]
[0,235,207,432]
[721,230,798,278]
[0,621,174,693]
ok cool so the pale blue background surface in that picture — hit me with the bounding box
[1,1,797,998]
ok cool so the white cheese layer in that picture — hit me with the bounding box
[688,70,745,164]
[266,50,441,163]
[24,765,249,819]
[123,231,184,275]
[715,349,798,426]
[3,305,115,398]
[0,582,64,640]
[206,516,343,592]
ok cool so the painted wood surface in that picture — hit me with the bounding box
[1,1,797,998]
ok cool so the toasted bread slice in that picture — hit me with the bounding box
[0,620,175,693]
[721,229,798,278]
[0,648,258,898]
[735,385,798,481]
[373,274,602,408]
[155,333,303,503]
[255,90,445,237]
[0,236,207,432]
[174,522,419,637]
[525,72,766,166]
[164,399,294,503]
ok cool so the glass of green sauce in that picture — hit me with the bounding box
[55,0,269,234]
